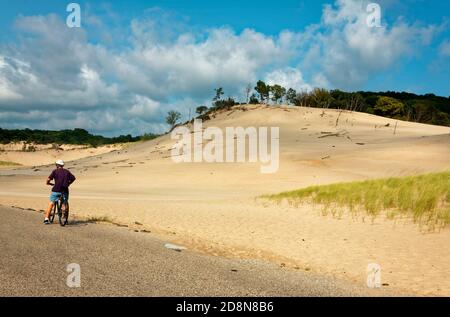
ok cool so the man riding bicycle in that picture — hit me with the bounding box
[44,160,76,225]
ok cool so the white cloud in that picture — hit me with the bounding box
[0,13,301,134]
[115,25,297,100]
[299,0,443,90]
[265,68,312,92]
[0,79,22,101]
[128,95,160,118]
[0,56,25,101]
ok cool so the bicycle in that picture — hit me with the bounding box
[50,193,68,227]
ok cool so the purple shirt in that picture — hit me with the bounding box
[49,168,76,193]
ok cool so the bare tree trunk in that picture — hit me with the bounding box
[335,110,342,127]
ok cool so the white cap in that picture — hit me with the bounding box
[55,159,65,166]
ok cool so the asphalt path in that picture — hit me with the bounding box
[0,206,387,297]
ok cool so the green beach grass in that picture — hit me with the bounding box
[264,171,450,229]
[0,160,21,167]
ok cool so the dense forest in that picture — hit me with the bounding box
[298,90,450,126]
[0,128,159,147]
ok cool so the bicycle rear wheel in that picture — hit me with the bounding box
[58,201,68,227]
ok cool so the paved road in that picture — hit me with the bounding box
[0,206,386,297]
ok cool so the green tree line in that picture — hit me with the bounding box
[192,82,450,127]
[0,128,159,147]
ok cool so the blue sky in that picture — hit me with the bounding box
[0,0,449,135]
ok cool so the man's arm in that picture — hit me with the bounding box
[68,172,76,186]
[47,171,54,186]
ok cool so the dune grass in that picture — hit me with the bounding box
[86,216,113,223]
[264,171,450,229]
[0,160,21,167]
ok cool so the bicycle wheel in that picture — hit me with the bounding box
[58,201,68,227]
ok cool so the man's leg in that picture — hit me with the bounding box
[45,192,58,222]
[45,202,54,220]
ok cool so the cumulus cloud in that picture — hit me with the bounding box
[115,23,299,100]
[1,15,121,111]
[128,95,160,119]
[0,12,300,134]
[298,0,444,90]
[264,68,312,92]
[0,56,23,100]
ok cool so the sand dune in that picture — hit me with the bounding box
[0,143,123,167]
[1,105,449,295]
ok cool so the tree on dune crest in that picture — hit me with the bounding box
[245,83,253,104]
[286,88,297,105]
[213,87,224,102]
[255,80,270,104]
[270,84,286,105]
[196,106,209,115]
[166,111,182,131]
[374,96,405,118]
[311,88,333,108]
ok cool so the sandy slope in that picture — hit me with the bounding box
[1,105,449,295]
[0,143,123,167]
